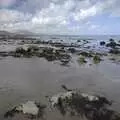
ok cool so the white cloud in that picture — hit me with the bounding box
[0,9,31,23]
[0,0,120,34]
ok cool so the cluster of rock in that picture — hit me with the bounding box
[3,46,71,65]
[100,39,120,54]
[0,38,120,65]
[78,51,102,64]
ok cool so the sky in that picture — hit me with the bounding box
[0,0,120,35]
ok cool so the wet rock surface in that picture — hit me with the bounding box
[50,90,120,120]
[4,101,46,119]
[100,41,106,46]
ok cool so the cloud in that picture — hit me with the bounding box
[0,0,120,34]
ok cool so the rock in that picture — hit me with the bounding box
[48,40,53,44]
[15,47,26,54]
[12,46,71,64]
[78,56,87,64]
[4,101,46,119]
[106,41,117,48]
[109,48,120,54]
[27,45,39,52]
[61,85,72,91]
[68,48,76,53]
[77,40,81,42]
[100,41,106,46]
[60,59,70,66]
[79,51,93,57]
[109,38,114,42]
[60,40,63,42]
[49,91,116,120]
[55,49,65,53]
[93,55,101,64]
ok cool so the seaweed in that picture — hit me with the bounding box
[78,56,87,64]
[93,55,101,64]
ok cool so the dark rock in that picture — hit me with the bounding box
[60,59,70,66]
[15,47,26,54]
[109,48,120,54]
[100,41,106,46]
[117,43,120,47]
[106,41,117,48]
[77,40,81,42]
[4,107,20,118]
[68,48,76,53]
[56,49,65,53]
[61,85,72,91]
[60,40,63,42]
[109,38,114,42]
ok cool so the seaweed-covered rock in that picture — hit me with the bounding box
[93,55,101,64]
[15,47,26,54]
[78,56,87,64]
[13,47,71,63]
[4,101,46,119]
[106,41,117,48]
[49,91,120,120]
[27,45,39,52]
[79,51,93,57]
